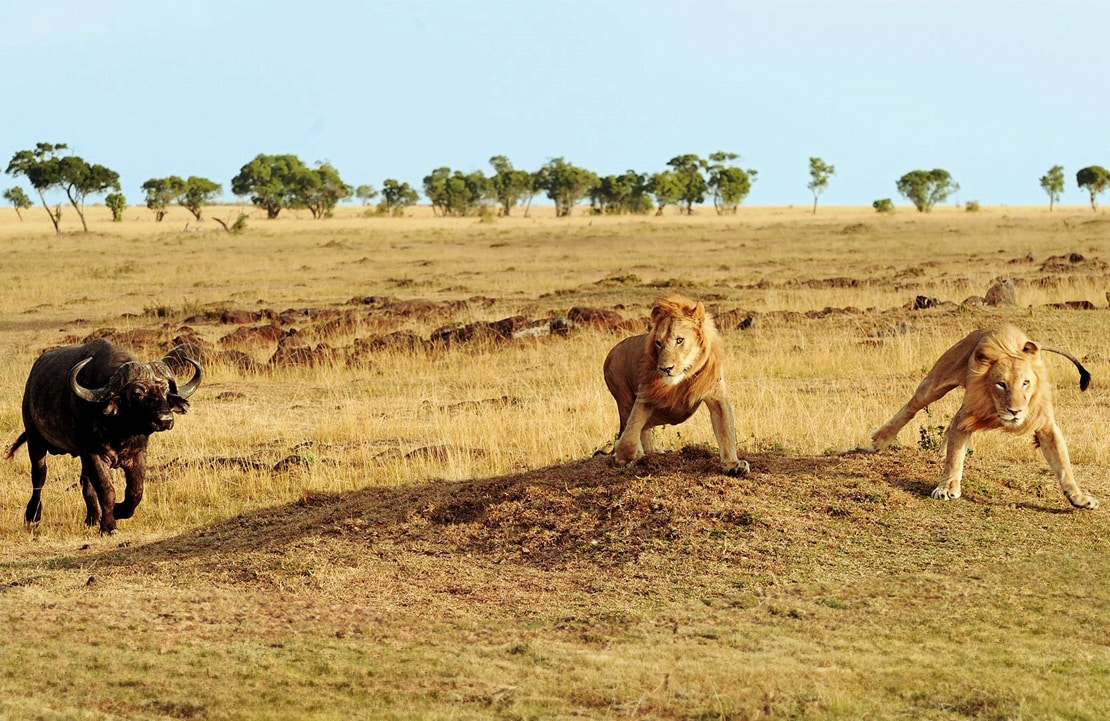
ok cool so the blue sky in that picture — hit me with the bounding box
[2,0,1107,207]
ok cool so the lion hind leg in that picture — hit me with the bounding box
[1036,424,1099,509]
[932,420,971,500]
[615,398,652,466]
[872,379,961,451]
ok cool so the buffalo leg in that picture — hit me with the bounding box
[114,451,146,520]
[24,436,48,525]
[80,472,100,527]
[81,455,118,534]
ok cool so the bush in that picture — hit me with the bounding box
[965,200,981,212]
[106,192,126,222]
[872,198,894,214]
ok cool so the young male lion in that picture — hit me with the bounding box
[603,293,749,476]
[871,325,1098,508]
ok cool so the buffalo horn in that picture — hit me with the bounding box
[69,359,138,403]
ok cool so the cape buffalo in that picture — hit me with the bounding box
[6,339,202,534]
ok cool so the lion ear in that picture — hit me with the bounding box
[972,350,992,370]
[1022,341,1040,355]
[690,301,706,323]
[650,304,665,325]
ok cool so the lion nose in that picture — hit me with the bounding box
[1008,409,1021,417]
[659,365,674,375]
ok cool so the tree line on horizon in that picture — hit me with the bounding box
[3,141,1110,234]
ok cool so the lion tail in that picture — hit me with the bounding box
[1041,345,1091,391]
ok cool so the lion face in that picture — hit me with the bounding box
[983,351,1039,428]
[652,313,703,386]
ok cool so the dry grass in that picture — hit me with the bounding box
[1,203,1110,719]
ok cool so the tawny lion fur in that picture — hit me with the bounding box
[871,324,1098,509]
[603,293,748,476]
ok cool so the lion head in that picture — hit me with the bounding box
[962,325,1051,433]
[638,294,723,410]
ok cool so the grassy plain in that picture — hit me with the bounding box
[1,203,1109,719]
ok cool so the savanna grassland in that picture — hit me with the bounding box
[1,203,1109,720]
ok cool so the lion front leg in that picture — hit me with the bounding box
[704,396,750,477]
[1036,423,1099,509]
[872,379,961,451]
[614,398,653,466]
[932,420,971,500]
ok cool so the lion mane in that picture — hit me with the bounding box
[603,293,748,476]
[635,294,725,412]
[871,324,1097,508]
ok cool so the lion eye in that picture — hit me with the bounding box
[996,382,1007,391]
[654,340,663,349]
[1022,379,1030,387]
[675,337,684,345]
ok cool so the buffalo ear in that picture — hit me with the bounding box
[169,395,190,414]
[102,398,120,416]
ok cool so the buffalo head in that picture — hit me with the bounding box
[69,347,202,434]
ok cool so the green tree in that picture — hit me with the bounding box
[807,157,835,214]
[1039,165,1065,211]
[589,170,652,215]
[230,153,312,219]
[488,156,533,217]
[535,157,597,217]
[355,184,378,206]
[896,169,959,212]
[378,179,418,216]
[648,170,682,216]
[6,142,69,234]
[55,155,120,232]
[1076,166,1110,211]
[178,176,222,221]
[666,154,708,214]
[3,187,33,221]
[707,152,757,215]
[422,167,488,217]
[299,162,352,219]
[142,176,186,221]
[105,192,126,222]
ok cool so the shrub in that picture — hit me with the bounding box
[966,200,981,212]
[872,198,894,214]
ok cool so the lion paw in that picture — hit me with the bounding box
[1066,491,1100,509]
[930,484,961,500]
[724,460,751,477]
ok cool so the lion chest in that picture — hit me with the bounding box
[643,398,702,427]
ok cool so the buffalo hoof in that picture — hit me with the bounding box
[24,500,43,525]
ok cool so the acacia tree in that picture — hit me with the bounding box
[1038,165,1065,211]
[299,162,352,219]
[707,151,757,215]
[6,142,68,234]
[488,156,533,216]
[3,187,32,221]
[142,176,186,221]
[666,154,708,214]
[1076,166,1110,211]
[57,155,120,232]
[807,157,835,214]
[648,170,682,216]
[589,170,652,215]
[231,153,312,219]
[178,176,222,220]
[355,184,378,206]
[378,179,418,216]
[535,157,597,217]
[896,169,959,212]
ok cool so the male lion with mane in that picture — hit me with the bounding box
[870,325,1098,509]
[604,293,749,476]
